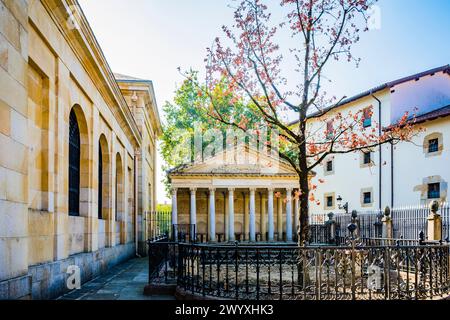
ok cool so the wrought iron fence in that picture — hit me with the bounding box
[147,216,450,300]
[310,203,450,242]
[148,211,171,240]
[391,204,450,240]
[392,206,428,240]
[332,211,383,241]
[443,203,450,241]
[172,224,196,243]
[175,242,450,300]
[147,238,178,284]
[309,224,331,245]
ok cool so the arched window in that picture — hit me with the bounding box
[98,141,103,219]
[69,109,81,216]
[115,172,118,222]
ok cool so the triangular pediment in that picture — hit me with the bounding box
[169,145,298,176]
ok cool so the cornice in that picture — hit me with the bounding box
[117,81,163,137]
[41,0,142,148]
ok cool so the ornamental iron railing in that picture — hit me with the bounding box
[311,203,450,242]
[147,240,450,300]
[147,211,171,241]
[187,242,450,300]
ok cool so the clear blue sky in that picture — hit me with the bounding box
[78,0,450,203]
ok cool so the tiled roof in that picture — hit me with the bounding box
[384,105,450,131]
[410,105,450,125]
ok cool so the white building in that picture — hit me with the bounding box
[297,65,450,215]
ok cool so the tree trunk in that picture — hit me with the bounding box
[297,127,310,247]
[297,153,310,289]
[298,176,310,246]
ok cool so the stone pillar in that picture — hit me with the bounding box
[228,188,235,241]
[382,206,393,239]
[268,189,275,241]
[286,189,293,242]
[109,132,117,248]
[427,201,442,241]
[190,188,197,239]
[277,195,283,240]
[249,188,256,242]
[325,212,336,244]
[209,188,216,242]
[244,192,249,241]
[294,194,300,240]
[224,192,229,241]
[171,188,178,240]
[260,193,267,241]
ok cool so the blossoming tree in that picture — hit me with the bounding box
[184,0,418,245]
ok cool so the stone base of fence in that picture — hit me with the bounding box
[174,287,233,301]
[144,283,177,296]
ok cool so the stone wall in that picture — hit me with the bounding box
[0,243,135,300]
[0,0,160,299]
[0,0,30,285]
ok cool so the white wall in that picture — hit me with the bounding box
[392,117,450,206]
[308,77,450,215]
[308,92,391,214]
[391,72,450,123]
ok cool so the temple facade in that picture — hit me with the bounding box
[0,0,161,299]
[169,147,304,243]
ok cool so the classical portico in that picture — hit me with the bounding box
[168,147,302,242]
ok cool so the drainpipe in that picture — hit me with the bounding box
[371,94,383,211]
[391,142,394,208]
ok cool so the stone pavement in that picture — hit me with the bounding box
[57,257,175,300]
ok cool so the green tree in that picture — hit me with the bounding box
[161,71,261,196]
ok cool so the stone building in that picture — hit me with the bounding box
[0,0,161,299]
[169,146,303,243]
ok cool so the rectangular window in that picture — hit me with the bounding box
[363,192,372,204]
[363,108,372,128]
[428,183,441,199]
[326,196,333,208]
[326,121,334,139]
[428,138,439,153]
[363,152,371,165]
[326,160,333,172]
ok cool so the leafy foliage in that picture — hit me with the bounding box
[180,0,418,244]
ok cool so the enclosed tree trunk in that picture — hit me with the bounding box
[298,177,310,246]
[297,126,310,247]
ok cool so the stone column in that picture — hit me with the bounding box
[325,212,337,244]
[427,201,442,241]
[286,188,293,242]
[268,188,275,241]
[228,188,235,241]
[209,188,216,242]
[260,193,267,241]
[277,195,283,240]
[249,188,256,242]
[382,206,393,239]
[294,193,299,240]
[224,192,229,241]
[244,192,249,241]
[190,188,197,239]
[171,188,178,241]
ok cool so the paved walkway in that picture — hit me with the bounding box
[57,257,175,300]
